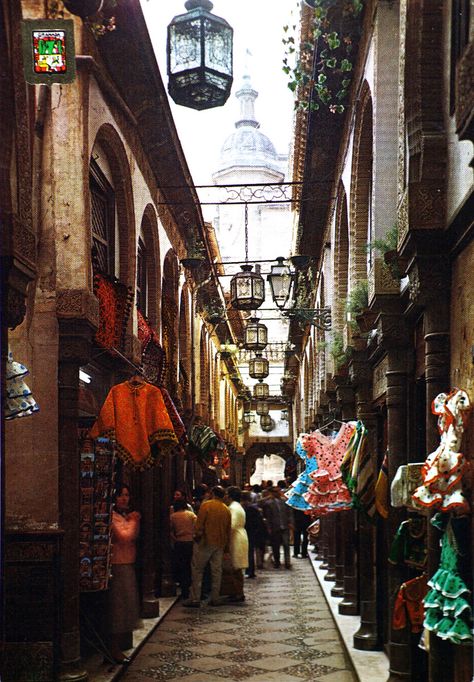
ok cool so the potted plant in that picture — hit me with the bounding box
[369,224,407,279]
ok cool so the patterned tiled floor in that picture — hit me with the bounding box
[121,558,356,682]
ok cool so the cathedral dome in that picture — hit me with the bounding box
[215,73,283,175]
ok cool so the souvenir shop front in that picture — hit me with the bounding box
[75,282,189,662]
[285,387,472,682]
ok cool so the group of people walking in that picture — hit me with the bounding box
[169,480,311,608]
[105,479,311,662]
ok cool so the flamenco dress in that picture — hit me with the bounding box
[285,435,317,511]
[423,522,472,645]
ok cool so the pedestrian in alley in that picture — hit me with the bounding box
[225,486,249,602]
[241,491,267,577]
[107,484,141,664]
[293,507,310,558]
[184,485,231,607]
[170,498,196,599]
[169,488,194,517]
[262,486,294,569]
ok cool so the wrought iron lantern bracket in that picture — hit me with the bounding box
[281,307,332,331]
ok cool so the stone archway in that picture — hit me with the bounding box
[161,249,179,400]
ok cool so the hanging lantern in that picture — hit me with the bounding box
[167,0,233,111]
[267,257,293,310]
[256,400,269,416]
[243,317,268,351]
[230,264,265,311]
[253,381,269,399]
[242,411,254,425]
[249,353,269,380]
[281,408,289,421]
[260,414,274,431]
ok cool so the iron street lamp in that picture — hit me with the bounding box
[253,381,269,399]
[167,0,233,111]
[267,257,293,310]
[243,317,268,351]
[242,411,254,426]
[260,414,274,431]
[230,264,265,311]
[249,353,269,380]
[256,400,269,416]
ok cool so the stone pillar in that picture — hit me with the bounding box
[324,515,337,581]
[335,384,356,600]
[352,407,379,650]
[385,358,411,680]
[139,471,160,618]
[58,317,95,682]
[155,456,176,597]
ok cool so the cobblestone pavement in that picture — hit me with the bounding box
[121,558,356,682]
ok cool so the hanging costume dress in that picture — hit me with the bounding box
[412,389,470,514]
[285,435,318,511]
[4,350,39,420]
[90,380,178,470]
[304,423,355,514]
[423,522,472,645]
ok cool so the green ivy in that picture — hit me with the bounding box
[282,0,364,114]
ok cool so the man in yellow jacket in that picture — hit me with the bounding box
[184,485,231,607]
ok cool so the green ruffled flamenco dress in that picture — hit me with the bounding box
[423,520,472,645]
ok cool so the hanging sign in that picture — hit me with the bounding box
[21,19,76,85]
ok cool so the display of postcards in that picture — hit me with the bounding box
[95,480,108,498]
[80,542,91,558]
[80,505,92,523]
[94,499,109,515]
[81,489,93,506]
[80,522,93,542]
[94,540,109,557]
[92,557,108,588]
[94,520,108,536]
[80,556,92,578]
[80,452,95,470]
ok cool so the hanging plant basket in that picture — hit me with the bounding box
[383,250,409,279]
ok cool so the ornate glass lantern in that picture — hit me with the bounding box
[230,264,265,311]
[256,400,269,416]
[242,411,254,426]
[267,257,293,310]
[253,381,269,399]
[243,317,268,351]
[249,353,269,380]
[167,0,233,111]
[281,408,289,421]
[260,414,274,431]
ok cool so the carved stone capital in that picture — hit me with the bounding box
[368,258,400,305]
[349,358,372,387]
[376,314,409,350]
[408,182,446,230]
[407,258,448,307]
[56,289,99,330]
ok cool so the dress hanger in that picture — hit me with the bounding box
[128,372,146,387]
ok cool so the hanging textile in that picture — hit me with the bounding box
[393,574,428,633]
[340,421,376,520]
[423,521,472,645]
[412,390,471,514]
[4,349,39,420]
[93,273,133,350]
[285,435,318,511]
[159,387,187,445]
[90,380,178,470]
[303,423,355,514]
[189,423,218,460]
[137,309,167,386]
[374,453,389,519]
[389,518,427,570]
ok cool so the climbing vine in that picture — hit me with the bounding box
[282,0,364,114]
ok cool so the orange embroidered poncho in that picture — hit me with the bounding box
[90,381,178,470]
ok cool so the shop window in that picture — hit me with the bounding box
[450,0,470,113]
[89,159,115,277]
[136,237,147,316]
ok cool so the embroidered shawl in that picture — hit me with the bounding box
[90,381,178,470]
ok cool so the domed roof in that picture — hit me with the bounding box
[216,73,282,174]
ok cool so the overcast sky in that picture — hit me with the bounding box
[141,0,297,186]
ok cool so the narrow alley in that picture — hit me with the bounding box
[120,558,356,682]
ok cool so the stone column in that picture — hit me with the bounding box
[57,315,96,682]
[335,384,356,600]
[139,471,160,618]
[324,515,337,581]
[155,456,176,597]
